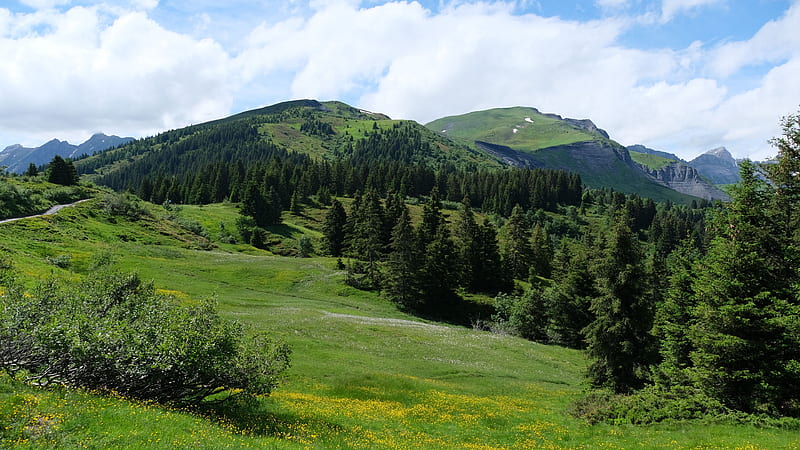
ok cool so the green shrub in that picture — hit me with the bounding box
[0,267,290,406]
[101,193,148,218]
[569,386,731,425]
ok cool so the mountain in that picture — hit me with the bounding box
[75,100,717,204]
[75,100,500,197]
[626,147,729,201]
[688,147,741,185]
[426,107,700,202]
[0,133,133,173]
[626,144,683,162]
[636,160,730,201]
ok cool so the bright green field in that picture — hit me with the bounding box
[426,107,599,151]
[1,199,799,449]
[628,151,676,170]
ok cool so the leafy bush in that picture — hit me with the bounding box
[101,192,148,218]
[491,291,548,342]
[0,266,290,406]
[45,254,72,269]
[569,386,731,425]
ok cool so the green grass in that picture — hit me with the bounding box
[2,198,800,448]
[426,106,599,151]
[629,151,676,170]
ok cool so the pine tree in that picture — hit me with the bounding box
[529,223,553,279]
[384,207,421,309]
[24,163,38,177]
[46,155,79,186]
[500,205,532,280]
[583,214,654,393]
[322,199,347,257]
[419,222,459,310]
[454,198,480,290]
[348,190,385,288]
[687,160,800,414]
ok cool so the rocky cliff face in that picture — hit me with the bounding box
[689,147,741,185]
[639,161,730,201]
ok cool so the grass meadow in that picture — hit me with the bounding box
[1,198,799,448]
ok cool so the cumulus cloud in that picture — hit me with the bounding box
[0,0,796,161]
[0,5,231,145]
[709,2,800,77]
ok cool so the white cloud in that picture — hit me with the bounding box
[1,0,797,162]
[19,0,70,10]
[660,0,725,23]
[0,6,232,145]
[596,0,630,9]
[709,2,800,77]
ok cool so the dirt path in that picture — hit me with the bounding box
[0,198,91,225]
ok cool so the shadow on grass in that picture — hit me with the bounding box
[266,223,300,239]
[196,395,344,441]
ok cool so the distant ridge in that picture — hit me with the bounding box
[689,146,741,185]
[0,133,133,173]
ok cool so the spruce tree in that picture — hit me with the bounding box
[529,223,553,279]
[348,190,385,288]
[46,155,79,186]
[687,160,800,414]
[322,199,347,257]
[583,213,654,393]
[500,205,532,281]
[384,207,421,309]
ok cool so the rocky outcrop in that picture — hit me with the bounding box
[563,118,610,139]
[475,140,542,168]
[689,147,741,185]
[640,161,730,201]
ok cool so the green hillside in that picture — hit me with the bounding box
[426,107,699,203]
[427,106,602,150]
[2,193,797,448]
[629,150,675,170]
[75,100,500,191]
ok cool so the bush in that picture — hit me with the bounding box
[0,267,290,406]
[569,386,731,425]
[101,193,148,219]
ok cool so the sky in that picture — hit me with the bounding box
[1,0,798,160]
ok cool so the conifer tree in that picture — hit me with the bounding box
[24,163,38,177]
[419,222,459,309]
[583,213,654,393]
[46,155,79,186]
[500,205,532,280]
[322,199,347,257]
[454,197,480,289]
[348,190,385,288]
[384,207,421,309]
[529,223,553,279]
[686,160,800,414]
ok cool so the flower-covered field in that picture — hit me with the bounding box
[2,201,799,449]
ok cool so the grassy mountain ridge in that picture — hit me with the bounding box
[426,107,700,202]
[75,100,500,189]
[74,100,704,204]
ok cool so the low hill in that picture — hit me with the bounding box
[426,107,701,202]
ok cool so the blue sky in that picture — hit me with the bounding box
[1,0,798,160]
